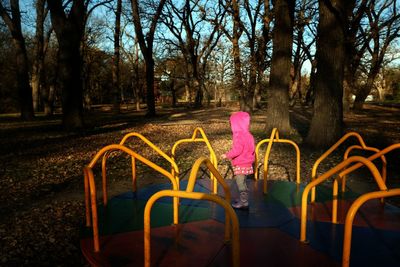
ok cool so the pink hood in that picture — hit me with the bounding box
[225,112,255,167]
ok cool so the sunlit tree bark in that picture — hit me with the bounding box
[265,0,295,134]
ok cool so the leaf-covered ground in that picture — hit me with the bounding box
[0,104,399,266]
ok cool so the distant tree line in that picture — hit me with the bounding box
[0,0,399,147]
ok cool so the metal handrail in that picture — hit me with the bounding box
[171,127,219,193]
[144,191,240,267]
[341,145,387,194]
[115,132,179,191]
[300,155,386,242]
[342,188,400,267]
[310,132,367,202]
[255,128,301,194]
[144,156,239,267]
[84,144,179,252]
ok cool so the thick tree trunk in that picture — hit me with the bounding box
[144,53,156,116]
[265,0,294,134]
[306,0,349,148]
[47,0,85,129]
[58,40,84,129]
[353,75,375,110]
[0,0,34,120]
[232,36,247,111]
[14,39,34,120]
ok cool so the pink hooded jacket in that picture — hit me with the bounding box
[225,111,255,167]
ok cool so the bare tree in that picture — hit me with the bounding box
[219,0,250,111]
[289,0,316,106]
[160,0,225,108]
[0,0,34,120]
[112,0,122,113]
[353,0,400,110]
[46,0,86,129]
[241,0,272,110]
[306,0,354,148]
[32,0,54,115]
[130,0,166,117]
[343,0,368,112]
[265,0,295,134]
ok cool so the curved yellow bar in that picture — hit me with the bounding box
[255,128,277,181]
[171,127,218,193]
[341,145,387,193]
[85,167,100,251]
[339,143,400,179]
[186,157,233,240]
[300,155,385,242]
[84,144,180,252]
[119,132,179,172]
[100,132,180,201]
[119,132,179,180]
[255,128,301,194]
[311,132,367,202]
[342,188,400,267]
[186,157,231,199]
[144,190,240,267]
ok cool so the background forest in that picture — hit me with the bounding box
[0,0,399,145]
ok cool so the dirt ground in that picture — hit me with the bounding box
[0,104,399,266]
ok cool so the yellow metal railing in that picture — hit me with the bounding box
[310,132,368,202]
[113,132,180,192]
[341,145,387,194]
[83,144,179,252]
[342,188,400,267]
[144,157,240,267]
[171,127,219,193]
[338,143,400,181]
[302,143,400,266]
[255,128,301,194]
[300,155,386,242]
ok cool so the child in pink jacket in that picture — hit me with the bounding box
[221,111,255,209]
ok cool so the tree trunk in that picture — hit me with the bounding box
[306,0,350,148]
[144,52,156,116]
[47,0,85,129]
[134,37,141,111]
[112,0,122,114]
[131,0,166,117]
[0,0,34,120]
[265,0,294,135]
[14,38,34,120]
[32,0,46,112]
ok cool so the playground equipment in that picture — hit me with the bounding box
[144,157,240,267]
[255,128,301,193]
[299,132,400,267]
[81,128,400,267]
[83,127,218,251]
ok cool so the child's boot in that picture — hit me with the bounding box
[232,191,249,210]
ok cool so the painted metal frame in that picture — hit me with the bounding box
[255,128,301,193]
